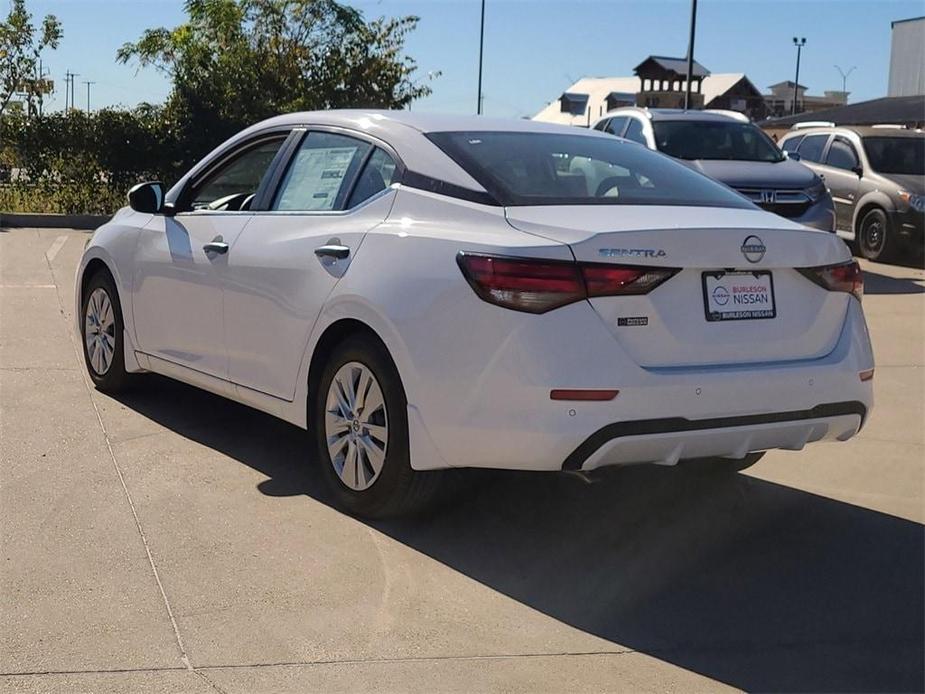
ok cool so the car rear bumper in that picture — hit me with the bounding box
[409,298,874,472]
[562,402,865,471]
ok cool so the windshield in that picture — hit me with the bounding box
[862,136,925,175]
[652,120,785,162]
[425,131,754,208]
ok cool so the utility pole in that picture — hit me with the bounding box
[683,0,699,111]
[63,71,71,111]
[83,81,95,112]
[70,72,79,113]
[834,64,856,100]
[476,0,485,115]
[791,37,806,116]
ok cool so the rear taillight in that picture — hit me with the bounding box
[798,260,863,302]
[457,253,677,313]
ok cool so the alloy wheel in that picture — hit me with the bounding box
[862,218,885,256]
[324,361,389,491]
[84,287,116,375]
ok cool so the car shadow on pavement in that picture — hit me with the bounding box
[112,375,924,694]
[862,269,925,295]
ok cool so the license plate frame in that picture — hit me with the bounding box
[702,270,776,322]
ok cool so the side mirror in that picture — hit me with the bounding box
[852,164,863,177]
[128,181,169,214]
[786,150,801,161]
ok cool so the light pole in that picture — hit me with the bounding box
[683,0,699,111]
[834,64,856,100]
[84,81,94,112]
[791,37,806,116]
[476,0,485,115]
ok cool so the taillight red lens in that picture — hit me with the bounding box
[581,263,677,297]
[799,261,863,302]
[456,254,585,313]
[457,253,677,313]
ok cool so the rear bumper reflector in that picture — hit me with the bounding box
[859,368,875,382]
[550,389,620,401]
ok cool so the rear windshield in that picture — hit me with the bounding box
[862,136,925,175]
[426,131,754,208]
[652,120,784,163]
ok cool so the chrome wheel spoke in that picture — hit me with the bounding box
[325,410,351,436]
[355,368,373,413]
[324,361,388,491]
[359,436,385,475]
[362,422,387,443]
[327,431,349,463]
[362,383,385,422]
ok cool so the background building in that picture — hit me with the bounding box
[888,16,925,97]
[759,94,925,140]
[763,81,848,117]
[534,57,767,125]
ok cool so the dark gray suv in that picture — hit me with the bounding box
[594,108,835,232]
[779,125,924,262]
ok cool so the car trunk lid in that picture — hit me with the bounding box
[505,205,853,367]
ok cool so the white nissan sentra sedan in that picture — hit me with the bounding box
[76,111,874,517]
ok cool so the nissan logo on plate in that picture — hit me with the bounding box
[741,235,766,263]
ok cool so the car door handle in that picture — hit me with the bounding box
[314,244,350,260]
[203,241,229,254]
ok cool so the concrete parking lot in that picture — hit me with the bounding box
[1,226,922,693]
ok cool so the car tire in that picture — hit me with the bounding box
[312,334,444,518]
[80,269,131,393]
[857,208,896,262]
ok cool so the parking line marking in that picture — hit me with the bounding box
[45,235,69,262]
[40,248,195,672]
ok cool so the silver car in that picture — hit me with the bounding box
[594,108,836,232]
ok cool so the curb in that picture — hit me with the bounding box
[0,213,110,230]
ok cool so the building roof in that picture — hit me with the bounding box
[768,80,808,90]
[532,74,753,126]
[634,55,710,78]
[760,95,925,127]
[892,15,924,27]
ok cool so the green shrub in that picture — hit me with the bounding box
[0,107,184,214]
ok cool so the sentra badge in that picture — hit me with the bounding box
[599,248,667,259]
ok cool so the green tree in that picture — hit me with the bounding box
[117,0,435,160]
[0,0,61,116]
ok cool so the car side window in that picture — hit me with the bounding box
[825,138,859,171]
[624,118,647,145]
[273,132,372,211]
[606,116,628,136]
[190,137,287,210]
[346,148,398,208]
[781,135,803,153]
[593,119,610,132]
[796,134,829,163]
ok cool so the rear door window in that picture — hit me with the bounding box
[825,138,859,170]
[623,119,647,144]
[605,116,628,136]
[780,135,803,153]
[346,148,398,208]
[273,132,371,211]
[796,134,830,163]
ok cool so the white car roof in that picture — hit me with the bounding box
[190,110,613,194]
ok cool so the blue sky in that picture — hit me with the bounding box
[26,0,925,117]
